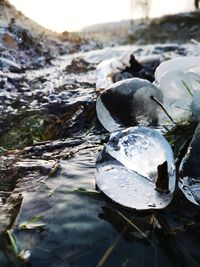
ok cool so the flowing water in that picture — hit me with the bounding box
[1,44,200,267]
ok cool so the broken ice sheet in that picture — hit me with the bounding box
[95,127,175,210]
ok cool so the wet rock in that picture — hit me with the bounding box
[45,101,97,140]
[2,32,18,49]
[152,44,187,56]
[112,72,133,83]
[0,63,98,149]
[14,159,57,175]
[23,139,84,158]
[0,86,98,149]
[0,162,19,192]
[120,54,161,82]
[0,112,48,149]
[65,57,96,74]
[0,24,53,71]
[0,57,21,73]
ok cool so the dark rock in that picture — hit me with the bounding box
[112,53,161,83]
[45,101,97,140]
[65,57,96,74]
[128,12,200,44]
[112,72,133,83]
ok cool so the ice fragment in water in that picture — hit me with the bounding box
[179,123,200,205]
[95,127,175,210]
[96,78,163,132]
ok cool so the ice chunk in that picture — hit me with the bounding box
[155,56,200,83]
[157,70,195,120]
[179,123,200,205]
[95,127,175,210]
[179,178,200,206]
[154,57,200,121]
[96,78,163,132]
[191,89,200,122]
[96,50,134,89]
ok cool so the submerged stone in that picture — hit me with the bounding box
[65,57,95,73]
[95,127,175,210]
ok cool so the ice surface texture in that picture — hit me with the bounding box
[95,127,175,210]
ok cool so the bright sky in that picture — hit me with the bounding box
[9,0,193,32]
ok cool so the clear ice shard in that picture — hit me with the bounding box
[154,57,200,121]
[96,78,163,133]
[179,123,200,206]
[95,127,175,210]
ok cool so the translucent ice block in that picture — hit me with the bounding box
[95,127,175,210]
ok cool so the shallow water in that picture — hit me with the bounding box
[1,44,200,267]
[0,146,181,266]
[0,142,200,267]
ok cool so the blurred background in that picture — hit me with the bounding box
[9,0,196,32]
